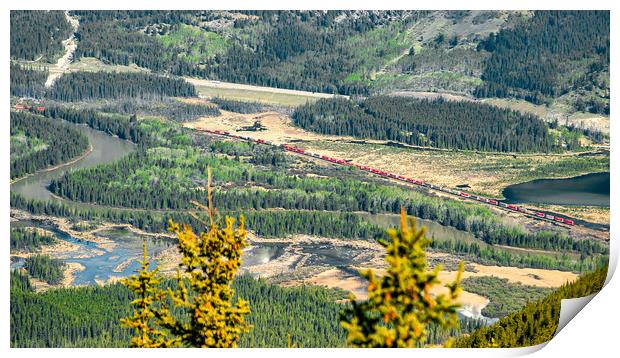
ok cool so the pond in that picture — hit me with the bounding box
[502,172,610,207]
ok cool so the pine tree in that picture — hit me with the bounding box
[341,207,463,347]
[120,243,176,348]
[121,167,251,347]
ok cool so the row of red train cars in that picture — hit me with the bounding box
[201,129,577,227]
[13,103,575,226]
[14,104,46,111]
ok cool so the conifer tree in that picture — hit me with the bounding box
[341,207,463,347]
[121,167,251,347]
[120,243,177,348]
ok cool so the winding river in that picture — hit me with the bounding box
[10,122,501,323]
[11,123,136,201]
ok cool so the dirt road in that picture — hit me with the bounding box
[45,11,79,88]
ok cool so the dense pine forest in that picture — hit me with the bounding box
[461,276,552,318]
[10,10,73,62]
[10,10,609,110]
[10,63,47,98]
[475,11,609,112]
[9,107,599,273]
[293,97,564,152]
[10,112,89,179]
[9,10,610,349]
[46,71,197,101]
[69,10,401,95]
[23,255,65,285]
[10,227,56,252]
[456,264,608,347]
[10,270,486,348]
[10,191,606,274]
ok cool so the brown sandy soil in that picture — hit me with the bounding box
[96,275,124,286]
[185,111,607,200]
[184,110,353,145]
[442,264,578,288]
[61,262,86,287]
[297,141,608,199]
[306,268,370,300]
[28,262,85,292]
[113,258,136,273]
[302,267,489,314]
[538,205,610,226]
[185,77,347,100]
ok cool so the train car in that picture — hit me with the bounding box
[459,192,470,198]
[554,217,565,223]
[35,106,45,111]
[257,139,266,144]
[223,131,230,135]
[498,202,508,208]
[312,153,321,158]
[545,214,554,220]
[14,104,25,110]
[564,219,575,226]
[414,180,424,185]
[507,204,518,211]
[488,199,499,205]
[535,212,545,218]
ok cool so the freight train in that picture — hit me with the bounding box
[191,128,577,226]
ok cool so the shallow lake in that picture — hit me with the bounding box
[502,172,610,207]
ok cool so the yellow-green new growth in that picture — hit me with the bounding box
[120,242,177,348]
[121,166,251,347]
[341,207,463,348]
[159,215,252,347]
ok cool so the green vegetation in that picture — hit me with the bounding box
[293,96,567,152]
[10,63,48,98]
[210,97,267,114]
[98,98,220,122]
[10,227,56,252]
[158,24,228,63]
[47,71,197,101]
[460,276,552,318]
[10,112,89,179]
[476,11,609,113]
[10,10,73,62]
[122,191,251,347]
[45,132,607,258]
[10,272,346,348]
[70,10,417,95]
[17,106,603,273]
[24,255,65,285]
[342,209,462,347]
[9,270,485,347]
[456,264,608,347]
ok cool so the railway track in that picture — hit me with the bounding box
[11,104,584,229]
[197,129,578,229]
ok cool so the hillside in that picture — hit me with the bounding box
[10,10,609,126]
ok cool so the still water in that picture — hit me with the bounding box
[503,172,610,207]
